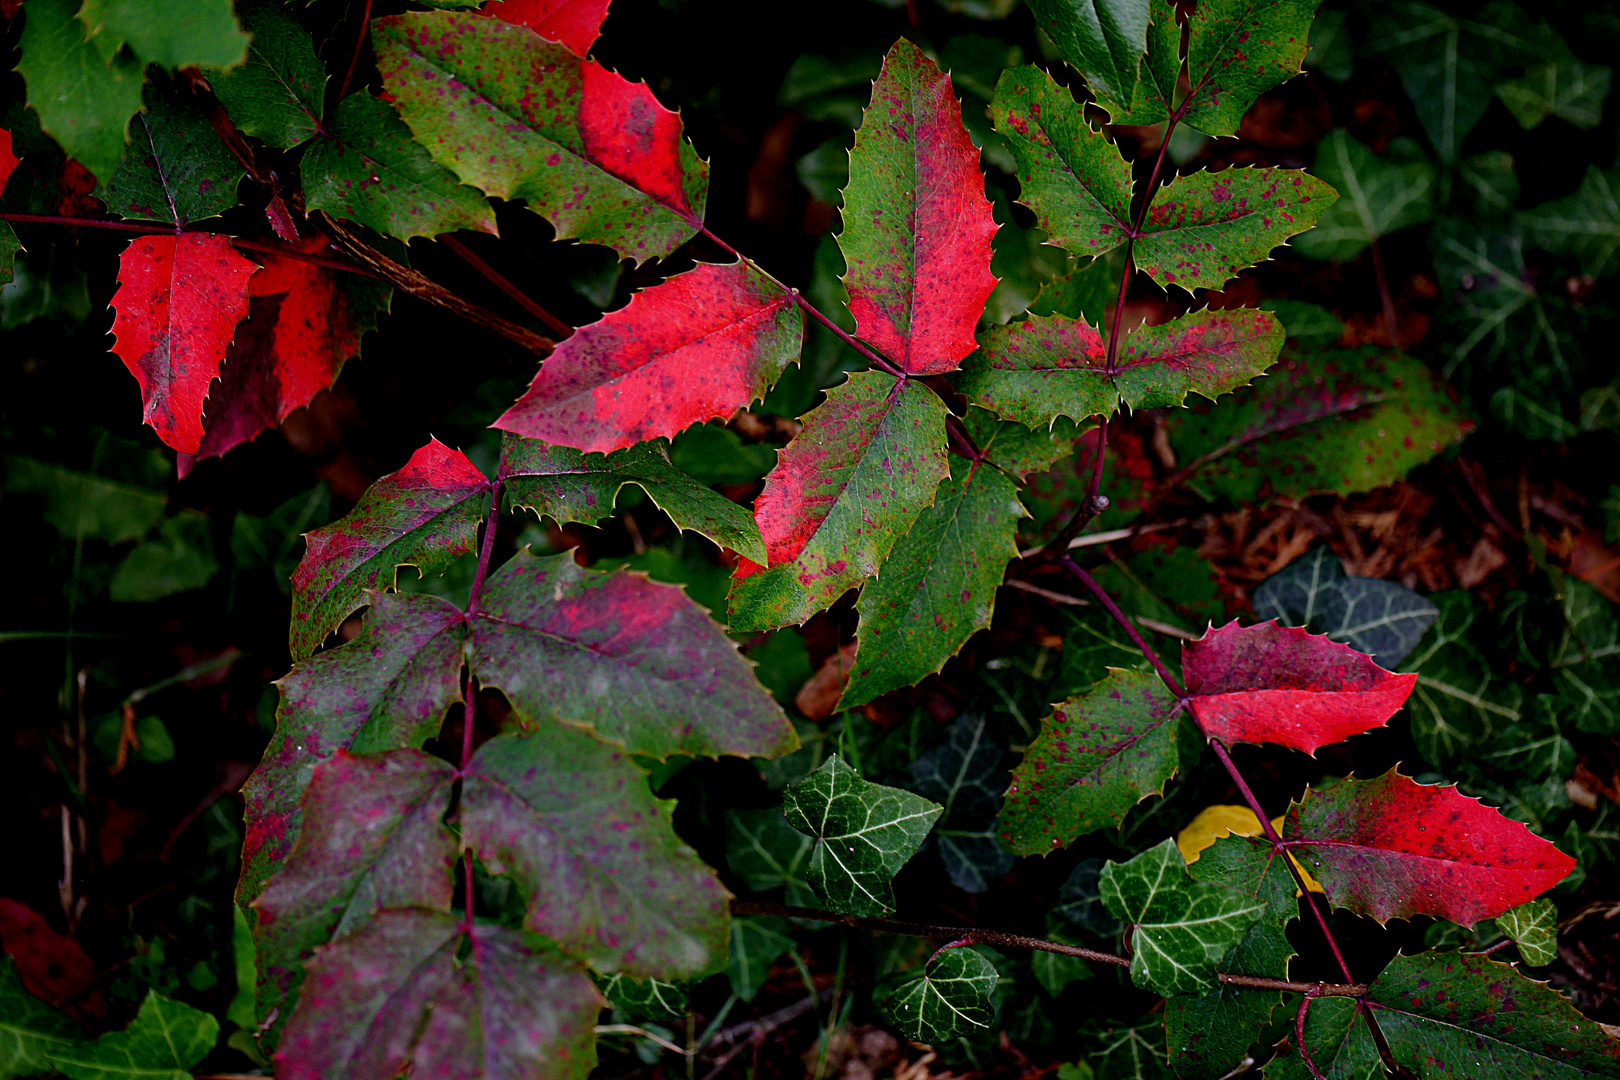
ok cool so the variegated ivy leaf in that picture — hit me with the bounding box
[1497,898,1558,966]
[1253,545,1439,669]
[780,755,943,917]
[1291,131,1435,263]
[724,807,815,907]
[1551,580,1620,733]
[1401,592,1523,762]
[1522,166,1620,280]
[46,991,218,1080]
[908,714,1016,894]
[598,975,689,1023]
[880,947,998,1043]
[1099,839,1266,997]
[725,916,796,1002]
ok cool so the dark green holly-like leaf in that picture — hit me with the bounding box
[1264,995,1381,1080]
[15,0,145,183]
[881,947,999,1043]
[780,754,943,916]
[1253,545,1439,668]
[99,79,240,226]
[1292,131,1435,262]
[1001,669,1180,856]
[1497,898,1558,966]
[726,916,796,1002]
[1401,592,1523,762]
[1523,166,1620,280]
[77,0,248,69]
[208,0,325,149]
[48,991,217,1080]
[724,807,815,907]
[0,957,83,1077]
[1551,580,1620,733]
[1177,0,1323,138]
[598,975,689,1023]
[1497,59,1613,130]
[1024,0,1163,124]
[1099,839,1266,997]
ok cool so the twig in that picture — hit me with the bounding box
[1061,557,1186,696]
[596,1025,691,1058]
[1018,518,1190,559]
[337,0,374,102]
[441,235,573,338]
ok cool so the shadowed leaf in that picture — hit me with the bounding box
[598,975,688,1023]
[1497,59,1612,130]
[1254,545,1439,668]
[1026,0,1174,124]
[1550,580,1620,734]
[881,947,999,1042]
[724,808,815,907]
[1178,0,1324,138]
[1292,131,1434,262]
[48,991,216,1080]
[77,0,247,68]
[1522,167,1620,280]
[0,958,83,1077]
[98,79,240,226]
[726,916,795,1002]
[1498,898,1558,966]
[208,0,326,149]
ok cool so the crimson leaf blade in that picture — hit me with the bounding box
[480,0,611,56]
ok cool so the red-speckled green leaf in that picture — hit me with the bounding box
[990,65,1134,265]
[494,261,801,455]
[468,548,794,759]
[1283,770,1578,925]
[109,232,256,454]
[302,92,497,242]
[461,728,732,978]
[241,591,465,908]
[1182,621,1416,753]
[727,372,949,633]
[372,11,706,263]
[1135,168,1338,292]
[499,434,766,563]
[288,439,489,660]
[480,0,610,56]
[98,79,240,226]
[1000,669,1181,856]
[1179,0,1324,138]
[1115,307,1283,406]
[839,38,998,375]
[253,750,457,1043]
[276,909,602,1080]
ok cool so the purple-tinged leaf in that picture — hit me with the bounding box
[97,79,240,227]
[1114,308,1283,408]
[1179,0,1324,139]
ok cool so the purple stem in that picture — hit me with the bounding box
[337,0,374,103]
[458,481,504,929]
[1060,557,1185,697]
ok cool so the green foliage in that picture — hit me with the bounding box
[99,80,239,226]
[48,991,217,1080]
[1253,545,1438,667]
[1291,131,1435,261]
[881,947,999,1042]
[1496,898,1558,965]
[0,958,82,1078]
[14,0,145,182]
[207,0,325,149]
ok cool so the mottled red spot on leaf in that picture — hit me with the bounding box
[479,0,610,56]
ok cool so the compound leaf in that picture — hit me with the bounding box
[1292,131,1435,262]
[15,0,146,183]
[372,11,706,262]
[495,261,801,456]
[1179,0,1323,138]
[781,754,942,917]
[480,0,611,56]
[881,947,998,1043]
[1182,621,1417,754]
[1523,166,1620,280]
[0,957,83,1077]
[1497,898,1558,966]
[1253,545,1439,668]
[1001,669,1180,856]
[48,991,216,1080]
[840,39,998,375]
[208,0,326,149]
[1283,769,1578,925]
[99,80,240,226]
[76,0,248,69]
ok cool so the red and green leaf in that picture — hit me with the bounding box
[109,232,257,454]
[372,11,706,263]
[1283,770,1578,925]
[480,0,610,56]
[288,439,490,659]
[494,261,801,454]
[727,372,949,632]
[839,38,998,375]
[1179,0,1324,139]
[1182,621,1416,754]
[1115,307,1283,406]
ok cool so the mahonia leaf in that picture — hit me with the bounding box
[253,751,458,1040]
[726,916,796,1002]
[881,947,998,1043]
[76,0,248,69]
[461,728,731,978]
[1,126,21,194]
[495,261,801,456]
[1177,0,1324,139]
[1026,0,1174,124]
[1291,131,1435,262]
[372,11,706,262]
[724,808,815,906]
[275,910,601,1080]
[840,39,998,375]
[241,592,466,906]
[1522,166,1620,280]
[48,991,216,1080]
[1253,545,1439,669]
[1264,995,1382,1080]
[302,92,497,242]
[1099,839,1266,997]
[208,0,326,149]
[1497,898,1558,966]
[1550,580,1620,734]
[500,435,766,563]
[15,0,146,183]
[1181,621,1417,754]
[468,549,795,759]
[480,0,611,56]
[780,754,943,917]
[728,372,949,633]
[598,974,689,1023]
[1283,769,1577,925]
[0,957,83,1076]
[288,439,489,660]
[1497,59,1612,130]
[1001,669,1181,855]
[969,409,1079,477]
[109,233,257,454]
[98,79,240,226]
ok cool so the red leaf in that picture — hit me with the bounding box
[0,127,19,195]
[1284,770,1577,924]
[495,261,801,453]
[109,232,257,454]
[1182,621,1416,754]
[0,898,106,1024]
[480,0,610,57]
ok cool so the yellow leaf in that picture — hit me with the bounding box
[1176,804,1323,893]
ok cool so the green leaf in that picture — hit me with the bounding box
[1304,8,1353,82]
[48,991,217,1080]
[500,435,766,564]
[1264,995,1382,1080]
[909,714,1017,892]
[1497,898,1558,966]
[1497,59,1612,130]
[1099,839,1266,997]
[1522,166,1620,280]
[1292,131,1434,262]
[15,0,146,183]
[98,79,240,226]
[77,0,248,69]
[302,93,497,243]
[1402,592,1523,762]
[1478,695,1576,782]
[1178,0,1323,138]
[0,957,82,1078]
[1458,151,1520,220]
[1026,0,1172,124]
[881,947,999,1043]
[207,0,325,149]
[726,916,796,1002]
[1083,1021,1174,1079]
[724,807,815,906]
[1253,545,1438,668]
[971,410,1081,478]
[1551,580,1620,734]
[599,975,689,1023]
[0,223,18,289]
[109,514,219,602]
[1430,218,1563,382]
[1001,669,1180,856]
[780,754,943,916]
[1,455,166,543]
[670,425,777,486]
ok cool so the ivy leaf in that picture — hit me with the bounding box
[0,957,83,1076]
[275,910,602,1080]
[935,827,1019,895]
[109,233,257,455]
[288,439,489,660]
[1550,579,1620,734]
[1000,669,1181,856]
[461,728,731,978]
[15,0,147,183]
[494,261,801,456]
[302,92,497,242]
[726,916,796,1002]
[780,754,943,917]
[48,991,216,1080]
[372,11,707,262]
[909,714,1017,892]
[840,39,998,375]
[1177,0,1323,138]
[728,373,949,633]
[1253,546,1439,669]
[252,751,458,1040]
[1522,166,1620,280]
[469,549,795,759]
[1497,59,1613,130]
[598,975,689,1023]
[1493,898,1558,967]
[1283,769,1577,925]
[480,0,612,56]
[98,80,240,226]
[76,0,248,69]
[208,0,327,150]
[1026,0,1170,124]
[1292,131,1435,262]
[1401,592,1523,762]
[1182,621,1417,754]
[724,808,815,907]
[1099,839,1266,997]
[881,947,999,1043]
